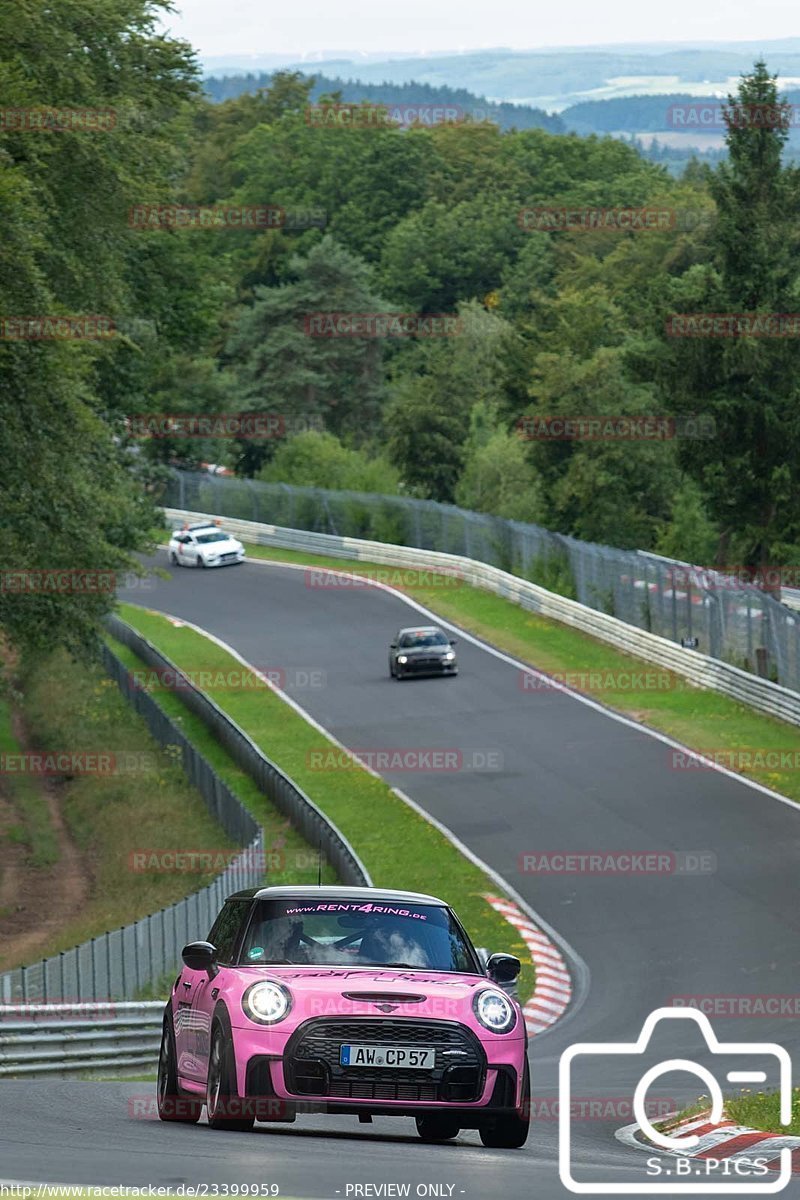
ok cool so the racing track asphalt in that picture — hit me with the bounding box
[4,552,800,1197]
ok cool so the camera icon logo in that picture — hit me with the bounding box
[559,1007,792,1193]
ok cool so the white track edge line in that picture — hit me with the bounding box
[137,598,588,1037]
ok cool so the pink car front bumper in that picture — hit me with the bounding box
[227,1015,527,1120]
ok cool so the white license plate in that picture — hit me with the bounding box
[339,1044,435,1069]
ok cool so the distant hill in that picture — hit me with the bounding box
[266,47,800,109]
[203,72,565,133]
[562,89,800,135]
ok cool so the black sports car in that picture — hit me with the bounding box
[389,626,458,679]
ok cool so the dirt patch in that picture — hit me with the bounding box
[0,712,90,974]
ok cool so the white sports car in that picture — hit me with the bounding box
[168,522,246,569]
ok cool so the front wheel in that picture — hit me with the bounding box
[416,1115,460,1142]
[157,1012,202,1124]
[206,1020,255,1132]
[169,551,179,566]
[479,1061,530,1149]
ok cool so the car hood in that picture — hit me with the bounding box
[396,645,451,657]
[230,965,494,1022]
[197,538,241,553]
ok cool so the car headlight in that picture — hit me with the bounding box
[444,651,455,661]
[242,981,292,1025]
[397,655,408,664]
[474,988,517,1033]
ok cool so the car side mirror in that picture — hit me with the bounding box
[449,638,457,646]
[486,952,521,985]
[390,642,397,649]
[182,940,219,978]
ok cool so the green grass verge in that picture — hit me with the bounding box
[105,637,339,891]
[117,602,536,1004]
[0,697,59,869]
[3,649,239,969]
[214,539,800,804]
[658,1089,800,1137]
[726,1088,800,1135]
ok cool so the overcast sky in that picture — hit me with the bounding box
[162,0,798,60]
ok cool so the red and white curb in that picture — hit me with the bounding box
[484,894,572,1035]
[617,1111,800,1173]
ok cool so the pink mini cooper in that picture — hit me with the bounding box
[157,885,530,1148]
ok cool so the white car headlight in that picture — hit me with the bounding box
[444,651,455,661]
[474,988,517,1033]
[242,981,292,1025]
[397,655,408,664]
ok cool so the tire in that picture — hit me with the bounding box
[169,551,179,566]
[157,1011,202,1124]
[479,1061,530,1149]
[206,1018,255,1132]
[389,661,396,678]
[197,556,206,568]
[416,1115,460,1142]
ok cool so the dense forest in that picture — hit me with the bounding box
[2,0,800,652]
[204,73,565,134]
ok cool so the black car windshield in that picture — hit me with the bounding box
[195,531,229,544]
[238,899,478,972]
[398,631,448,648]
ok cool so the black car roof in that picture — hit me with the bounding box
[226,884,448,905]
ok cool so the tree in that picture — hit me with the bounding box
[0,0,200,653]
[224,236,388,474]
[386,302,520,501]
[455,404,545,523]
[260,431,400,492]
[654,62,800,585]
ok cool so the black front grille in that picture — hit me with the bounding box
[406,657,446,671]
[330,1075,438,1102]
[284,1018,484,1103]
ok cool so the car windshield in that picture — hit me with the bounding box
[398,631,448,648]
[238,899,477,972]
[195,531,229,544]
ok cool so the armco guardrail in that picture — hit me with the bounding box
[165,469,800,693]
[105,614,371,888]
[0,1003,163,1077]
[165,507,800,728]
